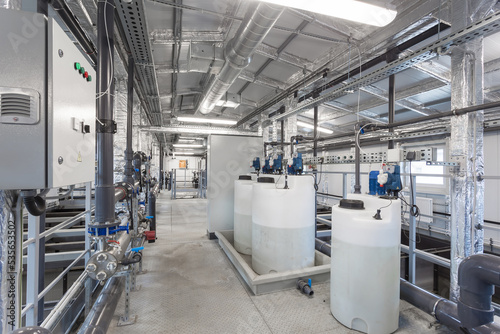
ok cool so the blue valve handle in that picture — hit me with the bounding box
[131,247,144,252]
[146,216,154,219]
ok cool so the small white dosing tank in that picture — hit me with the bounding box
[251,175,315,275]
[330,194,401,334]
[233,175,255,255]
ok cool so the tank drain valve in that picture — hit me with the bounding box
[297,279,314,297]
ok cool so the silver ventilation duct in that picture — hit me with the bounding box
[197,2,283,114]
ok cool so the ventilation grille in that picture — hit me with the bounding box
[0,88,39,124]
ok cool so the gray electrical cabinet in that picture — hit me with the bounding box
[207,134,262,236]
[0,9,96,190]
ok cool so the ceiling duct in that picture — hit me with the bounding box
[197,2,283,114]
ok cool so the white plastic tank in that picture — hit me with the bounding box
[252,175,315,275]
[234,175,255,255]
[330,194,401,334]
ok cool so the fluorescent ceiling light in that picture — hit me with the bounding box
[297,121,333,134]
[179,137,204,141]
[173,144,204,148]
[179,139,196,143]
[174,152,195,155]
[258,0,397,27]
[177,117,237,125]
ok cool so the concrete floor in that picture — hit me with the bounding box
[108,193,454,334]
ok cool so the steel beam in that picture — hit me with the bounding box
[272,10,500,122]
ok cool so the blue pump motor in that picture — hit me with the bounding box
[287,153,303,175]
[273,155,283,173]
[384,165,402,196]
[262,157,272,174]
[252,157,261,172]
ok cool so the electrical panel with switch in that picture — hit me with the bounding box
[0,9,96,189]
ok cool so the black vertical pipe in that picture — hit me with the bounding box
[148,190,156,233]
[159,146,164,189]
[280,120,284,153]
[279,106,285,154]
[387,51,398,150]
[123,56,135,185]
[313,104,318,157]
[388,73,396,149]
[95,0,115,224]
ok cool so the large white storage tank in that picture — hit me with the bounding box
[251,175,315,275]
[234,175,255,255]
[330,194,401,334]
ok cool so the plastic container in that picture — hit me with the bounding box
[330,194,401,334]
[234,175,255,255]
[252,175,315,274]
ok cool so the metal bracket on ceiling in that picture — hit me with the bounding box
[272,11,500,124]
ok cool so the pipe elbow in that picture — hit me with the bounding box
[458,254,500,294]
[458,254,500,329]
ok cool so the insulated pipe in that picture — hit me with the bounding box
[94,0,116,225]
[0,0,21,9]
[198,2,283,114]
[77,276,124,334]
[123,56,135,185]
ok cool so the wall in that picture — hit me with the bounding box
[484,130,500,224]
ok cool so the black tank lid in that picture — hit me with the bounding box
[238,175,252,180]
[257,177,275,184]
[339,199,365,210]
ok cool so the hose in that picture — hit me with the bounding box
[22,191,46,216]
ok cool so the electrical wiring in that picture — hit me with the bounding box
[96,1,115,100]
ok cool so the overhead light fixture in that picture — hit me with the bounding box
[257,0,397,27]
[174,152,195,155]
[297,121,333,134]
[177,117,238,126]
[178,139,196,143]
[179,137,204,141]
[173,144,204,148]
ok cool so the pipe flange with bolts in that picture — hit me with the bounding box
[86,251,118,281]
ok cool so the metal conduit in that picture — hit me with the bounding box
[197,2,283,114]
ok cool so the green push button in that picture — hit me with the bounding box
[74,62,81,70]
[87,75,92,82]
[79,67,85,74]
